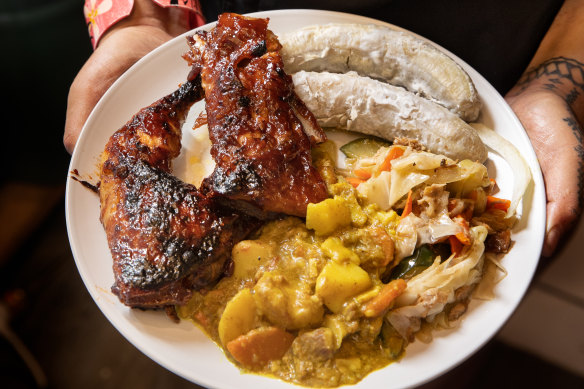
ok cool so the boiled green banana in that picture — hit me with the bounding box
[292,71,488,162]
[281,23,481,122]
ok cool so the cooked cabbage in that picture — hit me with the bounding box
[387,225,488,340]
[471,123,531,217]
[357,171,392,210]
[357,147,491,210]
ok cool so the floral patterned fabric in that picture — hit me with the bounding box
[84,0,205,49]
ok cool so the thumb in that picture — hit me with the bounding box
[544,199,579,257]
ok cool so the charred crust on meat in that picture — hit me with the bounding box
[112,161,214,289]
[112,161,260,290]
[100,72,264,308]
[210,162,261,196]
[108,158,260,293]
[118,224,223,289]
[136,142,149,154]
[238,95,251,107]
[185,13,328,217]
[175,76,204,102]
[114,164,129,179]
[251,40,267,57]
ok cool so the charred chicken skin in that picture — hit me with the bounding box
[99,13,327,309]
[185,13,328,218]
[100,77,258,308]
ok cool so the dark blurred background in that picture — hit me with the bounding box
[1,1,583,388]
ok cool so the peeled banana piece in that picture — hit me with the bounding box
[281,23,481,122]
[292,71,488,162]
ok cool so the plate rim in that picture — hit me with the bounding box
[65,8,546,389]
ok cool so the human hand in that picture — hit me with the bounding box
[64,0,191,154]
[505,60,584,257]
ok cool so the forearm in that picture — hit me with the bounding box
[529,0,584,66]
[509,0,584,121]
[98,0,191,47]
[506,0,584,256]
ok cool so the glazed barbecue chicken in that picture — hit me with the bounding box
[184,13,328,218]
[99,77,258,308]
[99,13,329,309]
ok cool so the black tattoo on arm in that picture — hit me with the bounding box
[563,114,584,211]
[566,88,580,105]
[513,57,584,210]
[513,57,584,105]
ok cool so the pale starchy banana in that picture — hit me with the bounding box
[281,23,481,122]
[292,71,488,162]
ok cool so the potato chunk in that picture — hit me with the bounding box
[316,262,372,313]
[218,288,257,346]
[321,237,360,265]
[231,240,273,279]
[306,196,352,236]
[253,272,324,329]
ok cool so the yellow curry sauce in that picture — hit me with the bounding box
[177,189,408,385]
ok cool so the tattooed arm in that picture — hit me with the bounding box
[506,0,584,257]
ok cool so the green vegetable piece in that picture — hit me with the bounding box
[340,137,391,159]
[390,244,435,280]
[381,321,405,359]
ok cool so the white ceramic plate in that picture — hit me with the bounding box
[66,9,546,389]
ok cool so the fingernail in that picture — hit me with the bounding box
[543,225,560,257]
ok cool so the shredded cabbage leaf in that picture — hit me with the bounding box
[471,123,531,217]
[387,226,488,340]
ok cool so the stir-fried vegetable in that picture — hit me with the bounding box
[377,146,405,174]
[471,123,531,217]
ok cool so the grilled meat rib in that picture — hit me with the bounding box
[100,77,258,308]
[184,13,328,218]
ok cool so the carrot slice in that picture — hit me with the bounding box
[346,177,365,188]
[226,326,295,368]
[362,279,407,318]
[486,196,511,212]
[449,215,471,257]
[401,190,413,219]
[449,235,463,257]
[353,168,372,180]
[377,146,405,175]
[453,216,471,245]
